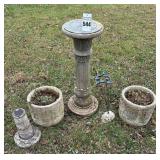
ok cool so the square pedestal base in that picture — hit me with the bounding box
[68,95,98,116]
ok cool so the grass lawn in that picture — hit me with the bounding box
[4,4,156,154]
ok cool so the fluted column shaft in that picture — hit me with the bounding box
[73,39,92,107]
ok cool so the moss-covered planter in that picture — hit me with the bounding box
[27,86,64,127]
[119,85,156,126]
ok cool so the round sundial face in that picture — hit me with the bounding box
[62,19,103,39]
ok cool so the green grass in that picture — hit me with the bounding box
[4,4,156,154]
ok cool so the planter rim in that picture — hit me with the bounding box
[27,86,62,108]
[122,85,156,110]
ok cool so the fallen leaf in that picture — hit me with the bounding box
[10,72,30,84]
[40,139,49,145]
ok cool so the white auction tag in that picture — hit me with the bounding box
[82,13,92,32]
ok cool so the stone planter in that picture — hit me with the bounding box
[119,85,156,126]
[27,86,64,127]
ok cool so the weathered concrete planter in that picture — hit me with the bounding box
[119,85,156,126]
[27,86,64,127]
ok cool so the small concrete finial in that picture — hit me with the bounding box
[101,111,115,123]
[12,108,41,148]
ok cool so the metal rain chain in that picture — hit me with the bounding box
[95,71,115,123]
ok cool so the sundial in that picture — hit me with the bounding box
[62,13,104,116]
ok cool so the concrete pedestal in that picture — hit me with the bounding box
[12,108,41,148]
[62,18,103,116]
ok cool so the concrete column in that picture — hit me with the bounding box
[12,108,34,140]
[62,18,103,116]
[73,38,92,107]
[12,108,41,148]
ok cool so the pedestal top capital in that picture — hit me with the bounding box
[62,19,103,39]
